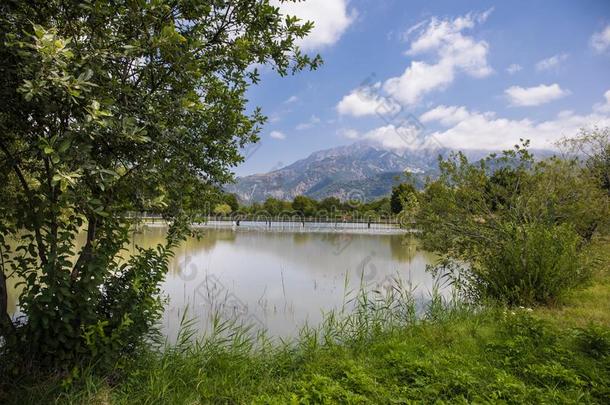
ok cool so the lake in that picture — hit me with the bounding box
[7,224,442,340]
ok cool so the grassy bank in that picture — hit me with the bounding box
[3,243,609,404]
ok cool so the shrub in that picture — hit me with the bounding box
[417,141,608,306]
[2,222,180,372]
[475,223,586,306]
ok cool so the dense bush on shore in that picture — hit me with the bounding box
[415,136,609,307]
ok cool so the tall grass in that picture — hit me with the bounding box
[2,276,609,404]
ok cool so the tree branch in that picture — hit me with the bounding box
[71,214,97,281]
[0,140,48,266]
[0,244,15,339]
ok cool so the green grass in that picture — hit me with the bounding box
[3,242,610,404]
[535,238,610,329]
[4,309,609,403]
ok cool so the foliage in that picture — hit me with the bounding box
[390,182,418,214]
[0,0,319,369]
[222,194,240,213]
[416,140,609,306]
[575,324,610,358]
[262,197,291,217]
[233,195,393,221]
[213,203,232,216]
[560,127,610,195]
[318,196,341,213]
[473,222,585,305]
[292,195,318,217]
[360,197,392,217]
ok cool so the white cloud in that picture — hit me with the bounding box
[336,83,401,117]
[506,63,522,74]
[296,115,321,130]
[420,105,474,126]
[593,89,610,113]
[362,124,427,150]
[505,83,569,107]
[272,0,356,51]
[384,61,456,106]
[535,53,568,71]
[591,25,610,53]
[383,10,493,106]
[405,9,492,56]
[337,128,360,140]
[284,95,299,104]
[429,109,610,150]
[387,90,610,150]
[402,20,427,41]
[269,130,286,140]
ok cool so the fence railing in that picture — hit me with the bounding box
[126,213,402,225]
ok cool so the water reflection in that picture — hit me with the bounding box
[139,226,441,339]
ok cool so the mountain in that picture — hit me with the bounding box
[226,142,442,203]
[226,142,557,203]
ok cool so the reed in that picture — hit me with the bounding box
[3,271,609,404]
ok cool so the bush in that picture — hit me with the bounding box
[1,222,180,372]
[474,223,586,306]
[417,141,608,306]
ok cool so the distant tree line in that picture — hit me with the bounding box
[203,189,422,223]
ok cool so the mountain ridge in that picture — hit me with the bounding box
[226,142,554,203]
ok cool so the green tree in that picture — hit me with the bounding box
[292,195,318,217]
[366,197,391,217]
[0,0,319,369]
[416,141,608,306]
[223,193,240,212]
[263,197,284,216]
[560,127,610,195]
[390,183,417,214]
[248,202,263,215]
[213,203,232,216]
[318,197,341,214]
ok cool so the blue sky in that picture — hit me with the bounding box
[237,0,610,176]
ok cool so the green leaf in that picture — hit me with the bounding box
[58,139,71,153]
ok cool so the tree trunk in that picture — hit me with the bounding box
[0,268,15,339]
[71,215,97,281]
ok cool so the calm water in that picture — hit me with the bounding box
[7,225,441,339]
